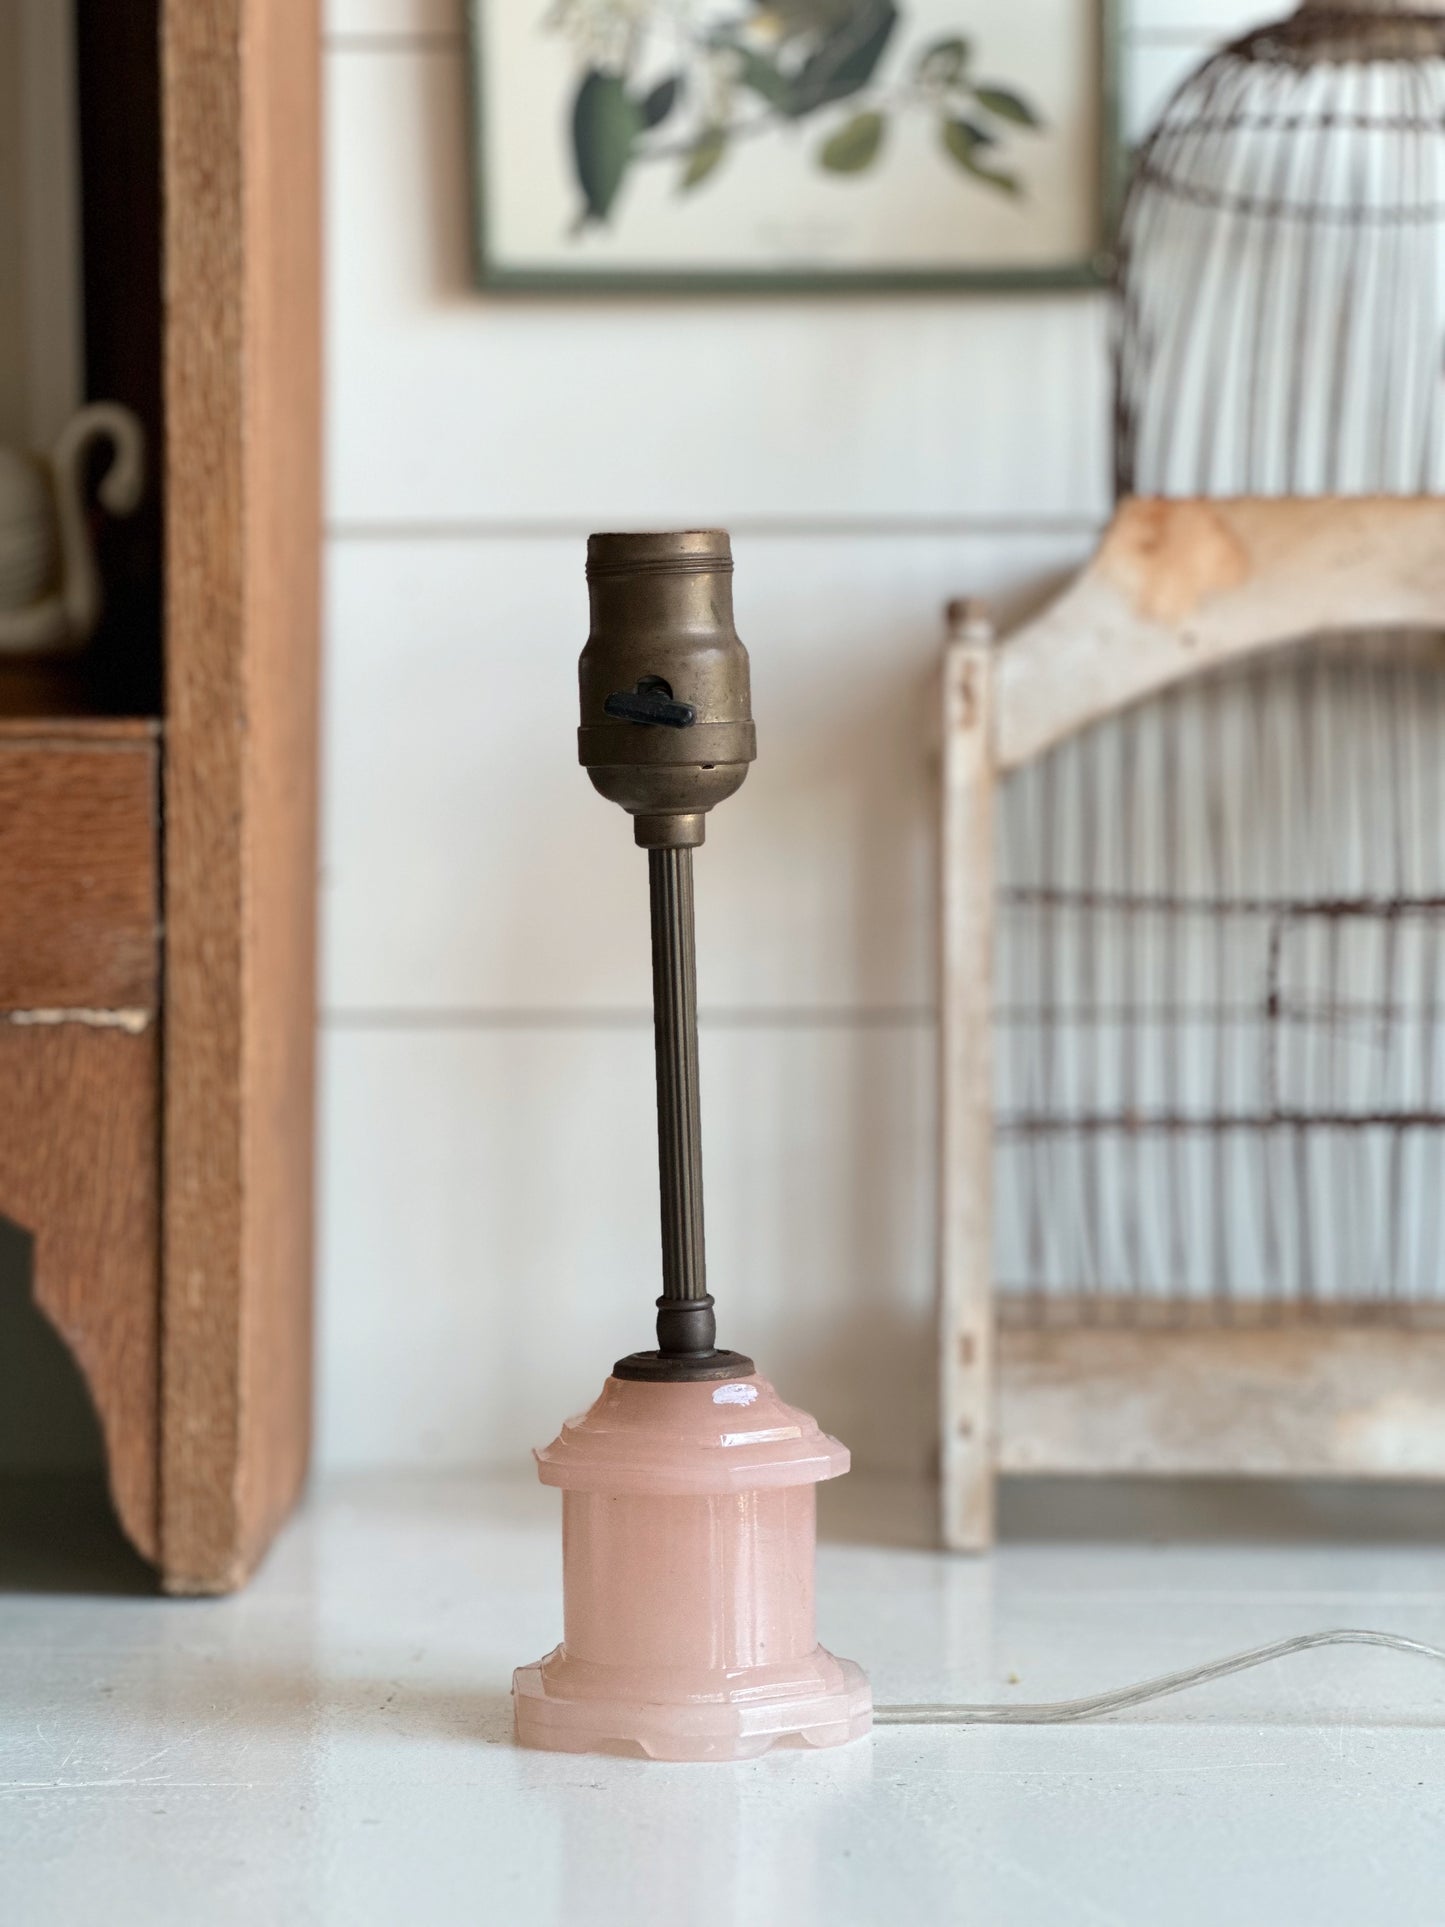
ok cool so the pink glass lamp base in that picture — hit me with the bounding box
[512,1373,872,1763]
[514,1648,871,1763]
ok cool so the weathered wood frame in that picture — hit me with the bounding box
[940,497,1445,1550]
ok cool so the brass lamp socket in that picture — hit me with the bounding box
[578,530,756,847]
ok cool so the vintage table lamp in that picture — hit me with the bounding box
[512,531,872,1761]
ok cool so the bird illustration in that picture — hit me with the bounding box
[744,0,899,114]
[749,0,872,44]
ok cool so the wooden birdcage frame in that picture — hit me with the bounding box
[939,495,1445,1550]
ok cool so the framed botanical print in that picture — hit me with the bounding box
[467,1,1119,293]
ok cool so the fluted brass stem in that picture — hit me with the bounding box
[649,846,707,1310]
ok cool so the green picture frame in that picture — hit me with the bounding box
[467,0,1123,295]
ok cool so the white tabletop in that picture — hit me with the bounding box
[1,1469,1442,1926]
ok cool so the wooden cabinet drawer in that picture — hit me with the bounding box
[0,720,160,1016]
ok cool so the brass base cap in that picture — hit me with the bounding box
[612,1348,757,1383]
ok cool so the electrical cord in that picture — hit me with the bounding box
[874,1628,1445,1726]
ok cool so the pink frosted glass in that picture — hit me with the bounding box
[512,1374,871,1761]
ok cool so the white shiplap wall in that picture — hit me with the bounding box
[319,0,1246,1475]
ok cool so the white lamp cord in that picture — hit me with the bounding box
[874,1628,1445,1726]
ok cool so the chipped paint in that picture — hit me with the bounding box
[1098,499,1250,625]
[5,1007,151,1034]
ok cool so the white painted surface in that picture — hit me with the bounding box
[327,48,1112,525]
[1124,36,1215,141]
[1135,0,1267,32]
[323,530,1086,1014]
[319,1024,935,1474]
[2,1473,1445,1926]
[316,2,1269,1473]
[327,0,462,34]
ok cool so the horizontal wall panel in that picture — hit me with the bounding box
[318,1022,935,1475]
[322,529,1091,1013]
[326,47,1111,525]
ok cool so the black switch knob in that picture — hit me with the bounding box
[604,679,697,730]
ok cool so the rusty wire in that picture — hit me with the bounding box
[995,645,1445,1315]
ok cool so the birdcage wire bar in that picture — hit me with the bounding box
[995,638,1445,1325]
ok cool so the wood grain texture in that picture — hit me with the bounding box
[0,725,159,1013]
[999,1322,1445,1479]
[0,1027,160,1560]
[161,0,321,1593]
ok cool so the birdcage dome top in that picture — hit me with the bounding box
[1195,0,1445,73]
[1114,0,1445,495]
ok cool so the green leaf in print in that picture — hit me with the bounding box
[640,74,682,130]
[727,45,793,110]
[787,1,899,118]
[542,3,1043,242]
[944,115,996,152]
[680,125,728,192]
[943,118,1021,194]
[971,84,1041,128]
[819,110,886,174]
[915,35,971,85]
[572,70,642,223]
